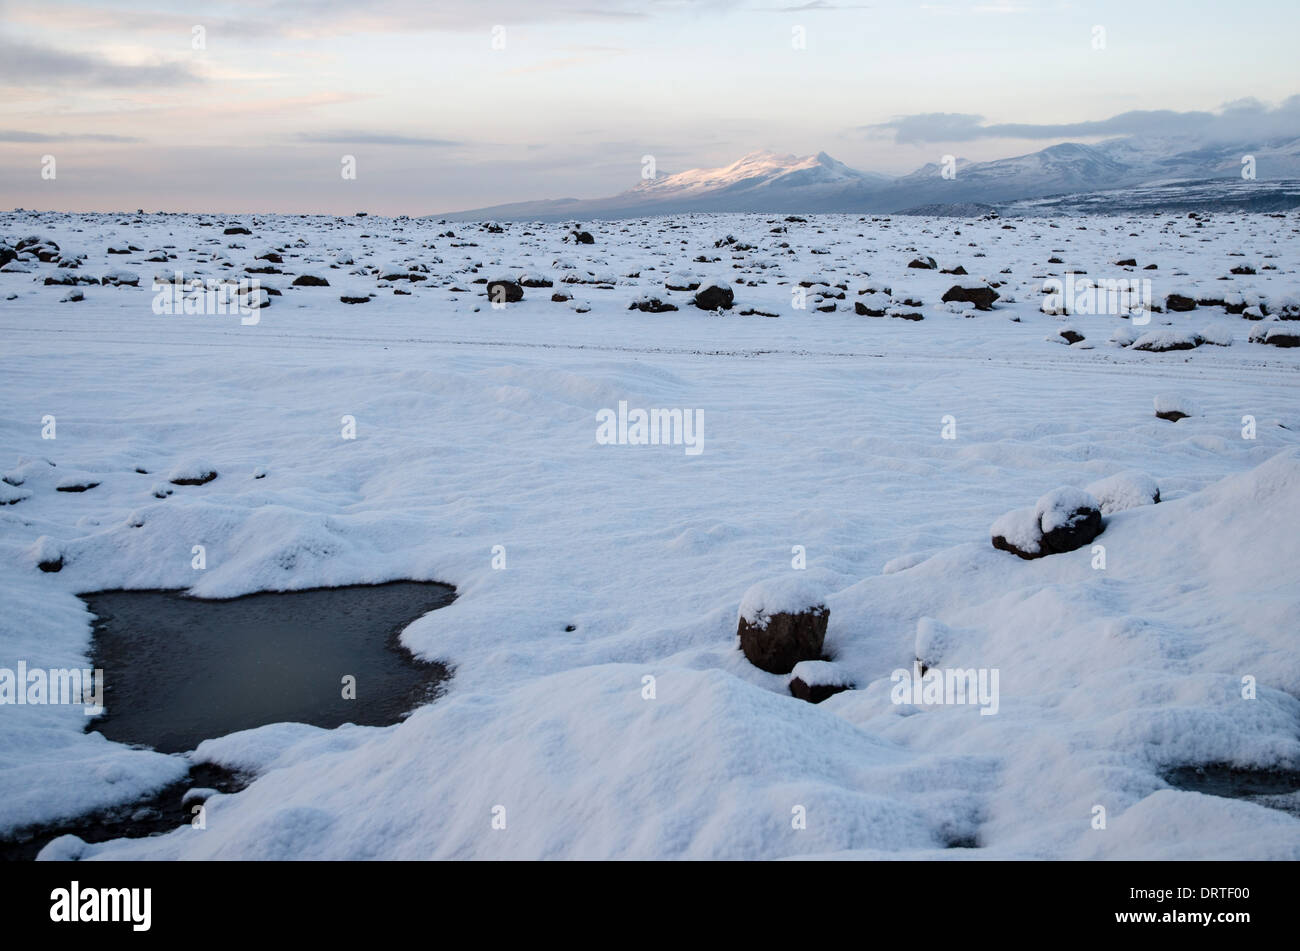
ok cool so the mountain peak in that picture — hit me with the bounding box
[438,136,1300,220]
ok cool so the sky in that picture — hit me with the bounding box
[1,0,1298,215]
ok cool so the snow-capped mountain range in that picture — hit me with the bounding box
[441,137,1300,219]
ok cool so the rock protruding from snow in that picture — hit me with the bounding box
[168,461,218,486]
[941,283,999,311]
[787,660,852,704]
[990,506,1042,558]
[991,487,1102,560]
[486,278,524,304]
[628,296,678,313]
[693,281,734,311]
[1131,329,1201,352]
[30,535,63,573]
[100,269,140,287]
[1250,324,1300,348]
[737,578,829,673]
[1154,393,1198,422]
[1036,487,1102,553]
[664,271,701,292]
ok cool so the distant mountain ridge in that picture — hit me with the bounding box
[438,136,1300,220]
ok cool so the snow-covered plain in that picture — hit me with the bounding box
[2,208,1299,860]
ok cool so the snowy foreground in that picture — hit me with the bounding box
[2,209,1299,860]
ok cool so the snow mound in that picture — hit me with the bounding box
[1198,322,1234,347]
[914,617,954,669]
[1085,471,1160,515]
[789,659,853,687]
[739,575,830,626]
[74,666,946,860]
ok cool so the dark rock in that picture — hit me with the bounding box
[1060,329,1085,344]
[170,470,217,486]
[992,489,1103,560]
[789,678,850,704]
[340,295,370,304]
[907,256,937,270]
[37,556,63,573]
[1134,333,1201,352]
[292,274,330,287]
[223,226,252,235]
[628,297,678,313]
[854,300,887,317]
[1115,258,1137,267]
[738,606,829,674]
[486,279,524,304]
[55,482,99,493]
[940,265,967,275]
[991,532,1038,560]
[1254,330,1300,348]
[1230,265,1256,275]
[1165,293,1197,312]
[1040,505,1102,555]
[572,230,595,245]
[693,283,734,311]
[941,284,999,310]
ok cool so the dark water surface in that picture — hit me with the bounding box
[1163,764,1300,818]
[83,581,456,754]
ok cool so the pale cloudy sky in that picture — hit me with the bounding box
[1,0,1297,214]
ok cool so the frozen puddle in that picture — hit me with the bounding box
[84,581,456,753]
[1,582,454,859]
[1163,765,1300,818]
